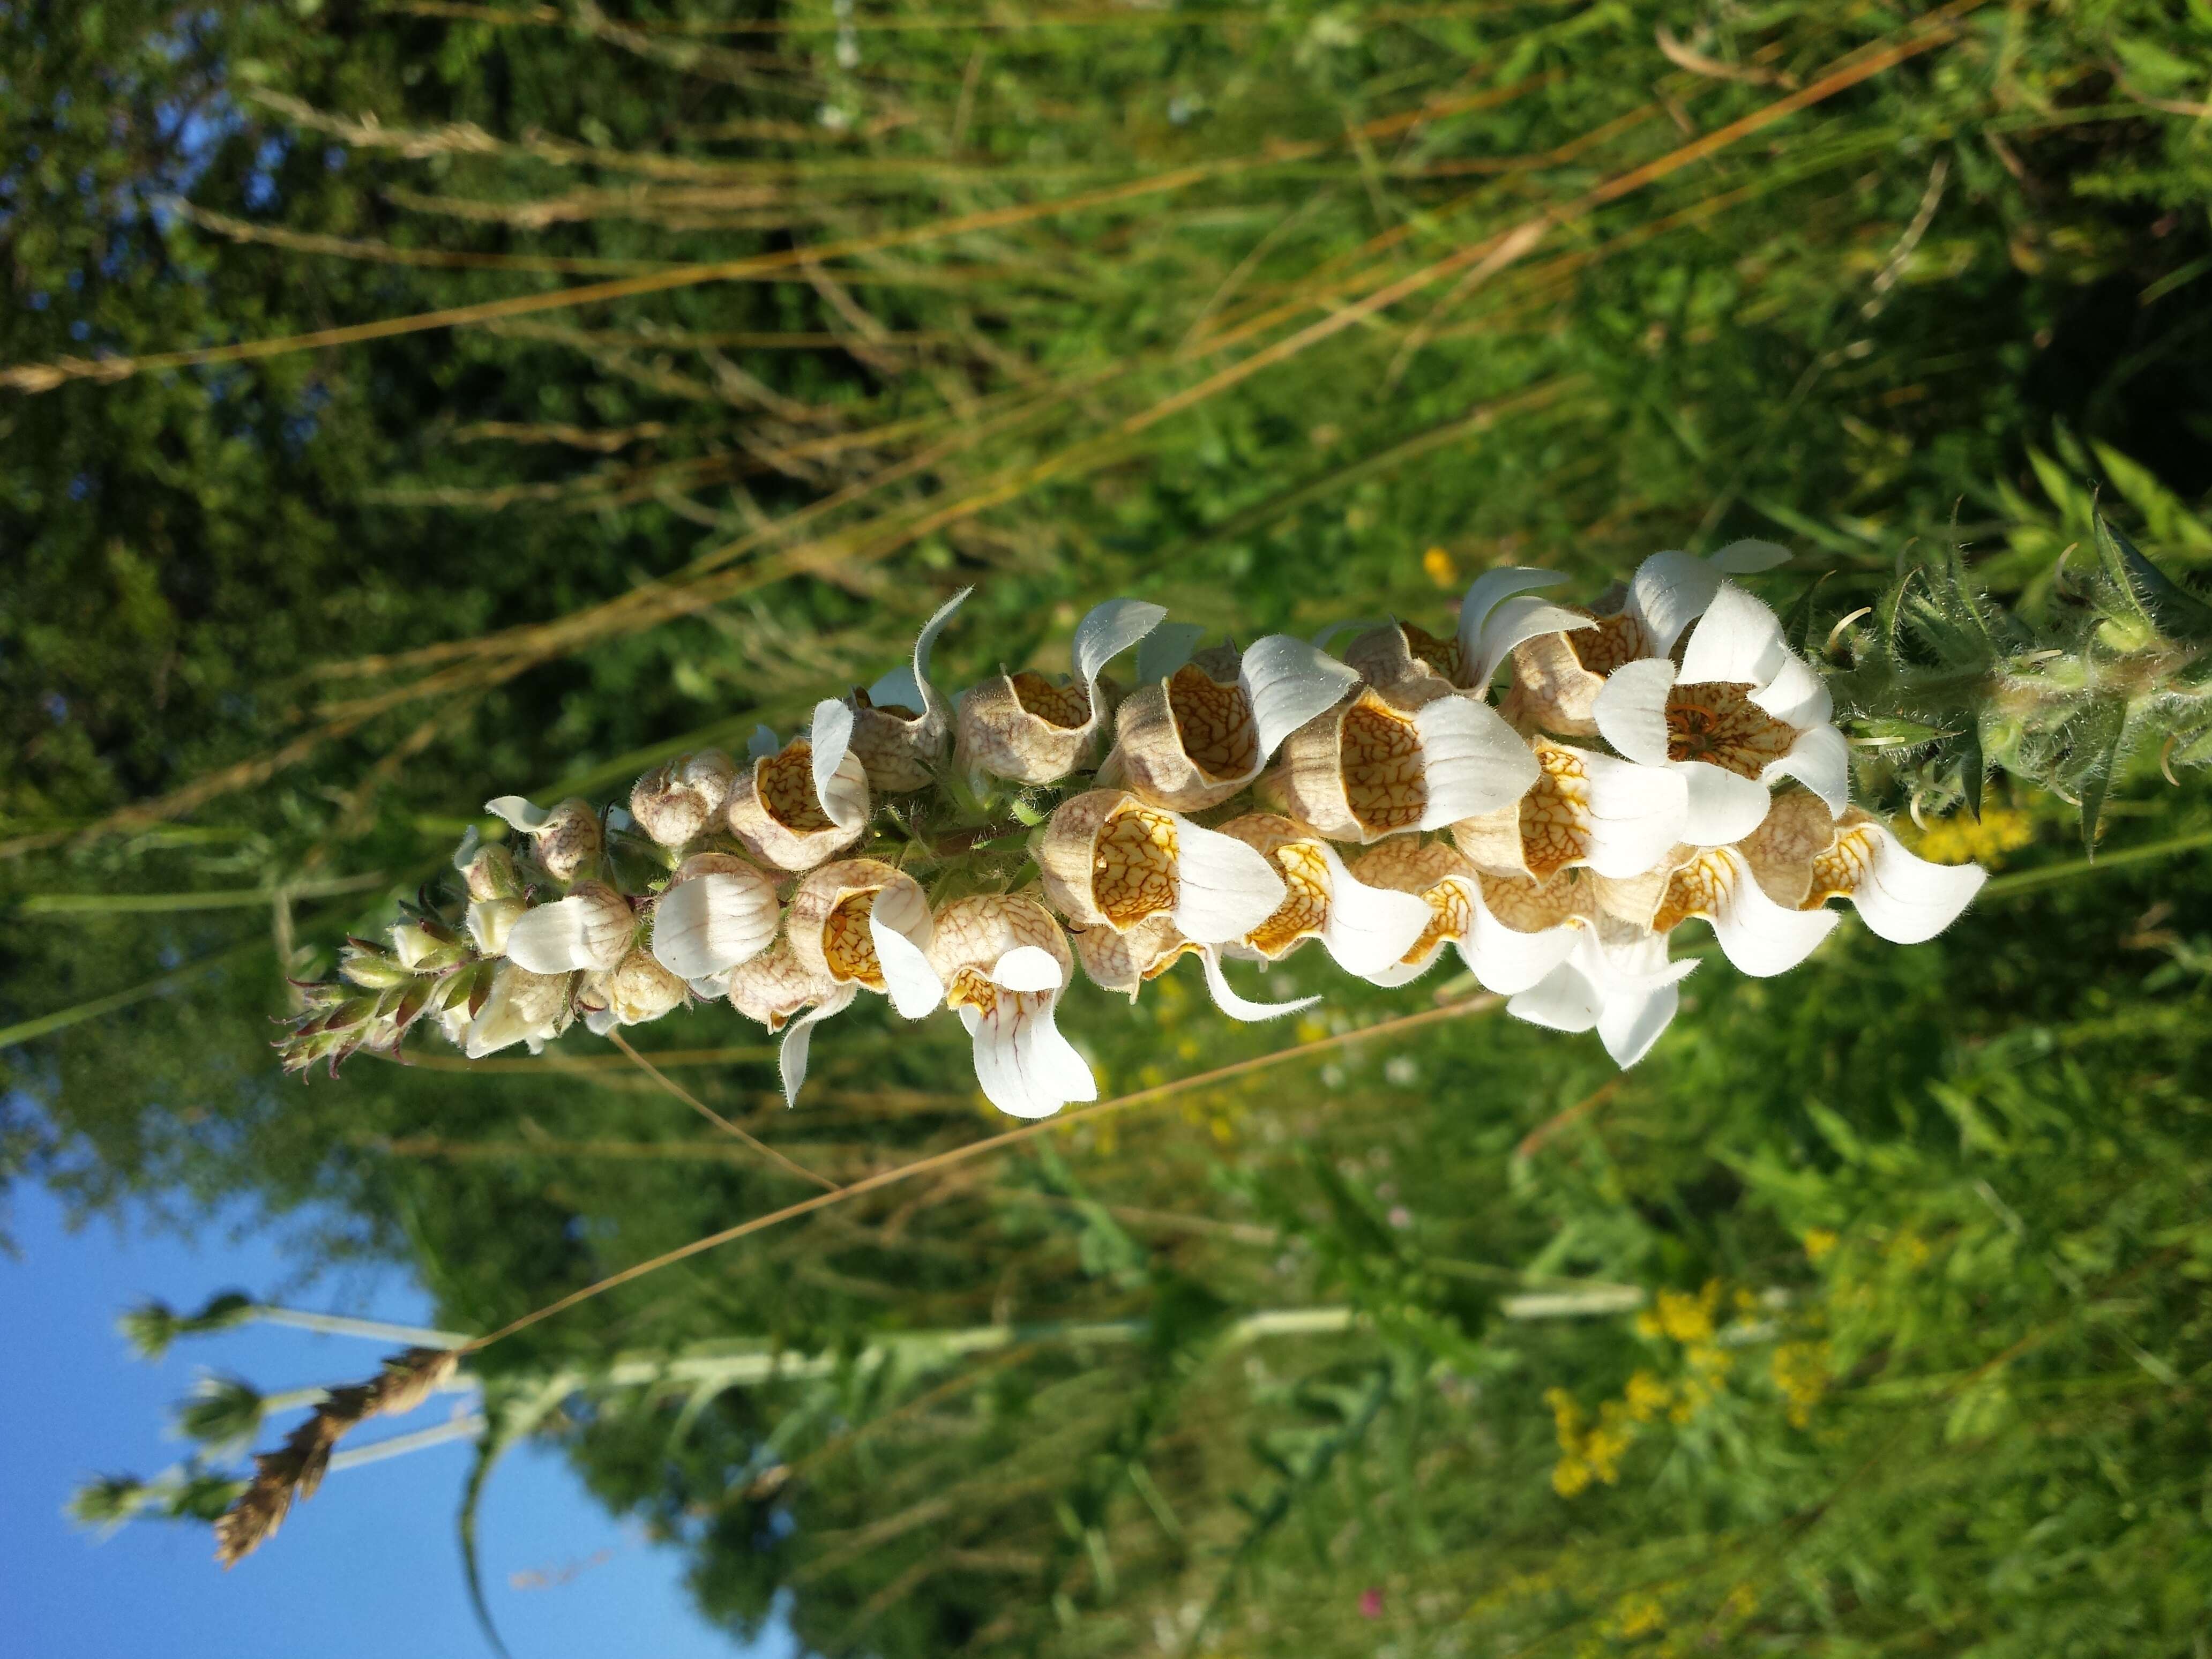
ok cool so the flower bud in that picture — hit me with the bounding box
[459,843,522,903]
[466,897,528,959]
[486,796,603,884]
[464,964,575,1058]
[580,950,690,1033]
[503,880,634,975]
[388,921,447,970]
[630,750,737,849]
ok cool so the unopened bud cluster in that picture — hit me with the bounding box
[280,554,1988,1115]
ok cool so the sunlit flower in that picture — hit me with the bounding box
[649,852,781,988]
[578,950,689,1034]
[847,589,971,793]
[1351,839,1583,995]
[955,598,1166,785]
[1501,542,1792,736]
[1039,789,1288,945]
[1736,789,1988,944]
[465,897,527,958]
[924,895,1096,1118]
[1505,916,1699,1068]
[1213,813,1433,977]
[766,858,945,1106]
[1346,567,1595,698]
[503,880,636,975]
[484,794,604,883]
[1067,910,1318,1023]
[629,749,738,848]
[1101,632,1360,811]
[1591,581,1848,845]
[1451,737,1688,881]
[726,698,872,871]
[727,936,839,1034]
[464,963,576,1058]
[1273,682,1538,845]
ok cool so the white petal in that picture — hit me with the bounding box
[807,697,861,826]
[1241,635,1363,758]
[1627,550,1723,656]
[1591,657,1677,766]
[1073,597,1168,690]
[990,945,1067,993]
[1679,583,1790,688]
[451,824,481,872]
[1198,948,1321,1023]
[1677,761,1772,848]
[1710,538,1793,574]
[1748,652,1832,728]
[868,664,923,709]
[1575,750,1690,879]
[1848,823,1989,945]
[1135,621,1208,685]
[466,898,525,959]
[584,1005,619,1037]
[965,991,1096,1119]
[484,795,551,833]
[1170,820,1289,944]
[1313,846,1435,977]
[870,913,946,1018]
[1456,566,1568,651]
[1415,694,1542,828]
[1506,961,1602,1034]
[1464,904,1580,996]
[746,725,781,761]
[1763,724,1850,814]
[902,586,971,720]
[606,805,634,833]
[686,972,731,1000]
[1706,849,1840,977]
[1463,595,1594,691]
[1595,978,1682,1067]
[651,874,778,981]
[506,892,629,975]
[778,982,857,1108]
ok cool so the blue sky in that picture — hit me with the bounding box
[2,1181,795,1659]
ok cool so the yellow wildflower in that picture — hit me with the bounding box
[1803,1227,1839,1262]
[1623,1370,1673,1423]
[1772,1339,1831,1428]
[1908,805,2035,868]
[1423,545,1461,587]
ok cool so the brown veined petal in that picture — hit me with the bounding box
[726,738,869,872]
[786,859,930,995]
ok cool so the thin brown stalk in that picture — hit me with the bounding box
[606,1029,838,1192]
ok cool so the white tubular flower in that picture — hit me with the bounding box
[848,588,971,793]
[1648,845,1842,978]
[785,859,942,1018]
[464,964,576,1058]
[649,853,781,983]
[954,597,1166,785]
[1506,918,1700,1068]
[1502,541,1792,736]
[1038,789,1288,945]
[725,698,872,872]
[1214,813,1433,976]
[1451,737,1687,881]
[1273,682,1540,846]
[579,950,690,1035]
[925,895,1096,1119]
[1351,840,1581,995]
[1591,581,1848,846]
[1344,567,1592,698]
[484,795,603,883]
[503,880,636,975]
[1103,633,1361,812]
[1738,790,1989,944]
[629,750,738,849]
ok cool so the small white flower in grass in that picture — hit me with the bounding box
[1506,918,1700,1069]
[465,964,576,1058]
[1591,582,1848,846]
[1038,789,1288,945]
[954,597,1166,786]
[1501,542,1792,736]
[1350,840,1583,996]
[649,853,781,983]
[925,895,1096,1119]
[724,698,872,871]
[503,880,635,975]
[484,795,603,883]
[1737,790,1988,944]
[1273,682,1538,845]
[848,588,972,793]
[1344,567,1593,699]
[1213,813,1433,977]
[1102,633,1361,811]
[1451,736,1688,882]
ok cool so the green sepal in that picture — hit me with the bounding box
[2095,516,2212,645]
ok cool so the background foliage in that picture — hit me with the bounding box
[9,0,2212,1653]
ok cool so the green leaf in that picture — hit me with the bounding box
[2094,517,2212,645]
[2065,695,2131,851]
